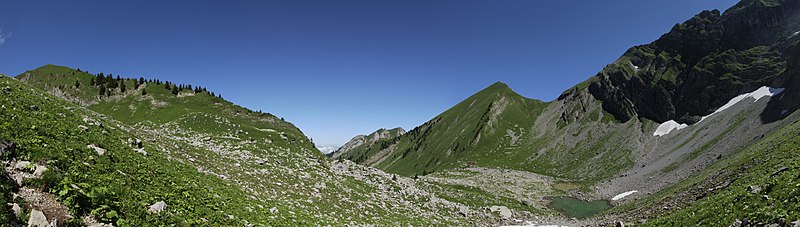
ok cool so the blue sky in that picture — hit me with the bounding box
[0,0,739,151]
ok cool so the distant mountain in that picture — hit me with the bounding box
[327,127,406,162]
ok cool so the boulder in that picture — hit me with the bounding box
[148,201,167,214]
[34,165,48,177]
[28,209,50,227]
[134,148,147,156]
[14,161,31,170]
[87,144,106,156]
[8,203,20,217]
[749,185,762,194]
[489,206,512,219]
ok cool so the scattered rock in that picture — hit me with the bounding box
[8,203,20,217]
[28,209,51,227]
[748,185,761,194]
[489,205,512,219]
[14,161,31,170]
[29,105,40,111]
[270,207,278,213]
[458,206,469,217]
[731,219,743,227]
[148,201,167,214]
[709,179,734,192]
[34,165,48,177]
[791,220,800,227]
[615,221,626,227]
[2,86,11,93]
[78,125,89,131]
[314,182,326,190]
[84,215,114,227]
[771,166,789,177]
[87,144,106,156]
[134,148,147,156]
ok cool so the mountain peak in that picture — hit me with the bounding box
[488,81,510,89]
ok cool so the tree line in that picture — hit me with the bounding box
[76,68,222,99]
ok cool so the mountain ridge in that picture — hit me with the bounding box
[332,1,800,219]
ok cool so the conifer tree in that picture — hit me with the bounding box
[120,81,126,92]
[97,73,105,85]
[75,80,80,88]
[141,89,147,96]
[172,85,179,95]
[99,84,106,95]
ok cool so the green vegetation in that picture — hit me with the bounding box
[0,75,276,225]
[4,66,477,225]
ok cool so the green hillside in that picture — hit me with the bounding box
[2,68,511,226]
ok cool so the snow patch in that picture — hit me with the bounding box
[630,61,640,70]
[699,86,784,122]
[653,120,688,136]
[793,31,800,37]
[653,86,784,136]
[611,190,638,201]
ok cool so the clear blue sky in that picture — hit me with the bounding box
[0,0,739,150]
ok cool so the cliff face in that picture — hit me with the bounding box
[585,0,800,124]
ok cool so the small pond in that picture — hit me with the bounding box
[547,197,611,219]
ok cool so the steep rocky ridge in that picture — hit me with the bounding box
[327,127,405,162]
[587,0,800,124]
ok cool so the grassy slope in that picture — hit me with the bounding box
[8,66,483,225]
[0,75,287,225]
[17,65,314,153]
[341,80,636,186]
[374,82,548,176]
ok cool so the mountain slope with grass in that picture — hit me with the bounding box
[333,0,800,224]
[4,67,548,226]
